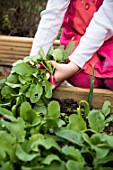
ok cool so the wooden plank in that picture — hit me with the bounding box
[53,86,113,109]
[0,35,33,43]
[0,49,30,56]
[0,46,30,52]
[0,42,32,48]
[0,47,30,53]
[0,35,60,66]
[0,54,24,59]
[0,35,60,46]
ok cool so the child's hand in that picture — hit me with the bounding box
[50,61,80,87]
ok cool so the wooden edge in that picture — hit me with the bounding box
[52,86,113,109]
[0,35,60,45]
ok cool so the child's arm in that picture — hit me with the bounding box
[53,0,113,85]
[30,0,70,56]
[69,0,113,68]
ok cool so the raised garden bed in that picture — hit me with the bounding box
[0,35,113,109]
[0,36,113,169]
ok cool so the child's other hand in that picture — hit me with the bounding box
[50,61,80,87]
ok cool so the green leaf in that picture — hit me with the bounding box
[62,145,85,165]
[105,114,113,124]
[19,84,29,94]
[12,62,37,76]
[67,114,87,132]
[7,73,19,84]
[45,161,67,170]
[88,110,105,133]
[48,46,54,55]
[5,82,22,88]
[16,144,38,162]
[42,80,52,98]
[56,130,83,146]
[93,152,113,169]
[40,48,46,60]
[32,138,61,151]
[21,165,44,170]
[42,154,60,165]
[66,160,84,170]
[48,101,60,118]
[0,101,11,107]
[52,48,64,62]
[2,117,26,142]
[15,95,25,106]
[1,86,16,98]
[34,104,47,114]
[18,75,26,84]
[64,42,75,59]
[20,102,37,123]
[0,161,14,170]
[0,78,6,89]
[26,84,43,103]
[0,106,13,116]
[102,100,111,117]
[0,131,16,161]
[93,147,109,167]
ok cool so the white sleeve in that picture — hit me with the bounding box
[69,0,113,68]
[30,0,70,56]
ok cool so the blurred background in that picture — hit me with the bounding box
[0,0,47,37]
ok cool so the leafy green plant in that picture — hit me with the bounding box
[0,44,113,169]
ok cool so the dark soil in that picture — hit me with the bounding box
[58,98,79,114]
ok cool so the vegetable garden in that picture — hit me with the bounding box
[0,40,113,170]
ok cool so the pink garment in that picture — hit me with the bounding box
[67,70,113,90]
[60,0,113,78]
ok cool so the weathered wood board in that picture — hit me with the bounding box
[0,35,60,66]
[53,86,113,109]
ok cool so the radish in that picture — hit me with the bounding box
[37,63,44,69]
[66,58,70,63]
[49,74,56,89]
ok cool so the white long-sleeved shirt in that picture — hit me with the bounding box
[30,0,70,56]
[30,0,113,68]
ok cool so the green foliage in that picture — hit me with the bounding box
[0,45,113,169]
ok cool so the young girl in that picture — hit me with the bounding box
[30,0,113,90]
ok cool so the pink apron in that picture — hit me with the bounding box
[60,0,113,78]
